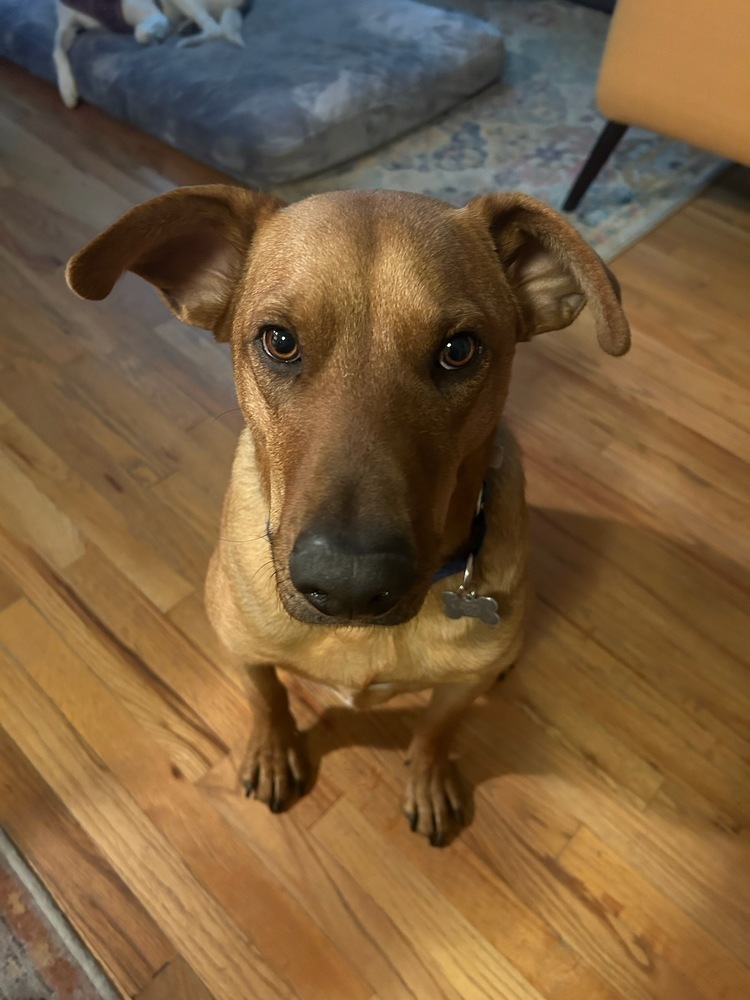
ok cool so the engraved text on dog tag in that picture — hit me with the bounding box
[441,589,500,626]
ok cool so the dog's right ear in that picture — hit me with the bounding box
[66,185,283,340]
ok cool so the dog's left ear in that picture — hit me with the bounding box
[66,184,284,340]
[465,192,630,356]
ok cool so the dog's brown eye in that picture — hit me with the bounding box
[260,325,300,363]
[439,333,478,370]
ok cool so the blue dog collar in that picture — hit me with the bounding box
[432,485,488,583]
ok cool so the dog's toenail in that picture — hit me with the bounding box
[408,811,418,832]
[430,829,446,848]
[270,797,284,814]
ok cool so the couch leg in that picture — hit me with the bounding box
[563,120,628,211]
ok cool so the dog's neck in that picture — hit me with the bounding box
[433,435,505,583]
[432,486,487,583]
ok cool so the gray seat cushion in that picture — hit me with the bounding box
[0,0,503,185]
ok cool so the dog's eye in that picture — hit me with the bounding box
[438,333,479,370]
[260,325,300,363]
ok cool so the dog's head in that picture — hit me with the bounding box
[67,185,629,626]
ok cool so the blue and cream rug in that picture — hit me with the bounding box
[279,0,726,259]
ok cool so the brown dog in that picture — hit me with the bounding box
[67,185,630,845]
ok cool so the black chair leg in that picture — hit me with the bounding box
[563,120,628,212]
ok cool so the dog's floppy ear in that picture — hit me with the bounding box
[66,184,283,339]
[465,192,630,356]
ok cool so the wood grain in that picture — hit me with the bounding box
[0,727,174,998]
[0,58,748,1000]
[137,956,215,1000]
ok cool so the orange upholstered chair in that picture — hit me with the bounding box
[563,0,750,210]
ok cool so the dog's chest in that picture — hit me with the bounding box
[323,680,410,710]
[263,627,414,692]
[246,594,502,699]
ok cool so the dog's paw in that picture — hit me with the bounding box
[54,61,79,108]
[135,12,169,44]
[176,23,222,48]
[59,83,79,110]
[240,726,307,813]
[403,748,465,847]
[223,27,245,48]
[220,8,245,47]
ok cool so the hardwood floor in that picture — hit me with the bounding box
[0,60,749,1000]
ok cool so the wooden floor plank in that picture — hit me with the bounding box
[61,542,250,746]
[313,799,547,1000]
[508,349,750,569]
[534,507,749,665]
[137,956,216,1000]
[203,755,460,1000]
[526,606,749,827]
[0,636,298,1000]
[537,327,750,460]
[0,727,175,997]
[0,598,374,1000]
[0,527,228,781]
[529,514,750,746]
[0,448,85,570]
[296,731,625,1000]
[0,417,192,610]
[463,705,750,968]
[556,826,750,1000]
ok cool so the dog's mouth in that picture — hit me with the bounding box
[275,576,429,629]
[278,588,424,628]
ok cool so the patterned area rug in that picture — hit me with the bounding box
[0,831,119,1000]
[279,0,726,259]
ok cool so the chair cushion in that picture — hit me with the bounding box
[596,0,750,165]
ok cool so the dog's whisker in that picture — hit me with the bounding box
[250,557,276,586]
[208,406,243,428]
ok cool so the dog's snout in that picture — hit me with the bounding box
[289,530,417,620]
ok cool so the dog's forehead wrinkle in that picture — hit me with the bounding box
[249,204,373,312]
[270,189,469,277]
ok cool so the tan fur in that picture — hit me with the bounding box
[205,423,529,692]
[67,185,629,844]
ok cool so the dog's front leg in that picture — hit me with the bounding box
[123,0,170,43]
[405,677,495,846]
[218,7,245,47]
[53,4,83,108]
[168,0,224,46]
[241,664,307,813]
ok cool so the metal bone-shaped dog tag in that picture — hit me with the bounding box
[441,589,500,626]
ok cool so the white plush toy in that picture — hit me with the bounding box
[54,0,251,108]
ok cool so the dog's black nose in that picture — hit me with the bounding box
[289,530,417,620]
